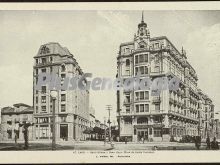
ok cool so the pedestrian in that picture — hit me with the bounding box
[142,137,145,144]
[14,122,20,146]
[211,137,219,150]
[21,121,34,150]
[141,137,144,144]
[206,136,211,150]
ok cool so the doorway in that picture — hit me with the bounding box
[137,129,148,141]
[60,124,68,141]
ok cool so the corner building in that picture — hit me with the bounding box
[33,42,90,141]
[116,14,214,142]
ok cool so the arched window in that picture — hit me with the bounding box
[125,59,130,66]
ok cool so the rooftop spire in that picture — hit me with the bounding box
[141,11,144,23]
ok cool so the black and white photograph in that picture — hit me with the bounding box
[0,2,220,164]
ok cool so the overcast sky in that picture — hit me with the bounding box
[0,10,220,122]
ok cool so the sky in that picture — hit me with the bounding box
[0,10,220,122]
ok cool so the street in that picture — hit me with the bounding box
[0,140,212,151]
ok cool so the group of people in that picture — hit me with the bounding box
[206,136,219,150]
[194,136,219,150]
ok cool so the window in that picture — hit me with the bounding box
[50,57,53,62]
[36,106,38,113]
[140,104,144,112]
[61,94,66,102]
[155,43,159,49]
[135,66,148,75]
[36,96,38,104]
[135,91,149,100]
[42,86,46,94]
[139,55,144,63]
[144,54,148,62]
[36,69,38,75]
[41,96,46,103]
[145,104,149,112]
[126,106,130,113]
[140,91,144,100]
[135,92,139,101]
[144,91,149,100]
[42,58,47,64]
[125,59,130,66]
[50,67,53,73]
[61,74,66,81]
[154,128,162,137]
[41,106,46,112]
[155,104,160,111]
[61,65,66,72]
[41,68,46,73]
[135,56,138,64]
[50,105,52,112]
[39,117,48,123]
[61,104,66,112]
[135,54,148,64]
[36,59,38,64]
[136,105,139,113]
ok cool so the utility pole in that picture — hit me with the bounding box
[104,117,106,146]
[106,105,112,142]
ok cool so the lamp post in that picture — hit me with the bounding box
[50,90,58,150]
[106,105,112,142]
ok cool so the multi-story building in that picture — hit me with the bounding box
[198,89,215,139]
[33,42,90,141]
[213,119,220,139]
[116,13,215,142]
[1,103,34,141]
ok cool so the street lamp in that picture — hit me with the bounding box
[50,90,58,150]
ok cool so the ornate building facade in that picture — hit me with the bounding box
[33,42,90,141]
[116,13,215,142]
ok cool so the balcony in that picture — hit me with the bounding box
[168,110,199,122]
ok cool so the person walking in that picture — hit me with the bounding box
[206,136,211,150]
[14,122,20,146]
[211,137,219,150]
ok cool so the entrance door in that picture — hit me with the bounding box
[137,130,148,141]
[60,124,68,141]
